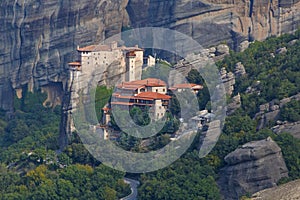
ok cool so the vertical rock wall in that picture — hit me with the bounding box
[127,0,300,48]
[0,0,129,110]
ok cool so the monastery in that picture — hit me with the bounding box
[67,41,203,140]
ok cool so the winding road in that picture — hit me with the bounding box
[120,178,140,200]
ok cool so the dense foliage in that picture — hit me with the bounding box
[95,86,113,121]
[138,152,220,200]
[0,164,129,200]
[138,30,300,199]
[280,100,300,122]
[220,30,300,116]
[0,90,130,199]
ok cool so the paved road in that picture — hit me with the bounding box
[120,178,140,200]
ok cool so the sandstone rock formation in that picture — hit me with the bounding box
[218,137,288,200]
[0,0,300,147]
[272,121,300,139]
[251,179,300,200]
[0,0,129,110]
[234,62,246,78]
[255,93,300,130]
[220,67,235,96]
[127,0,300,49]
[0,0,300,113]
[227,93,241,115]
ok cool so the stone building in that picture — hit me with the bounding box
[110,78,171,120]
[67,41,144,132]
[169,83,203,94]
[69,41,143,83]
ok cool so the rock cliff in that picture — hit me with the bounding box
[0,0,129,110]
[251,179,300,200]
[127,0,300,48]
[218,137,288,200]
[1,0,300,112]
[255,93,300,130]
[0,0,300,148]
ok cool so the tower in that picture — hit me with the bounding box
[126,51,136,82]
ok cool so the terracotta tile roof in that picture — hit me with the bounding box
[126,51,136,57]
[102,107,110,111]
[68,61,81,66]
[136,92,171,100]
[77,44,143,52]
[117,78,167,90]
[119,46,144,51]
[77,45,111,52]
[169,83,203,90]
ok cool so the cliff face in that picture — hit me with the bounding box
[218,137,288,200]
[127,0,300,48]
[1,0,300,112]
[0,0,129,110]
[251,179,300,200]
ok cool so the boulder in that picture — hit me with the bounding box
[238,41,250,52]
[276,47,287,54]
[234,62,246,77]
[252,179,300,200]
[216,44,230,56]
[288,39,298,46]
[272,121,300,139]
[218,137,288,200]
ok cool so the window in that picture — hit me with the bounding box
[156,89,158,92]
[159,106,162,109]
[163,89,165,92]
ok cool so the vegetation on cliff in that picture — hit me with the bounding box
[0,30,300,199]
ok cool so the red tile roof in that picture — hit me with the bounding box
[136,92,171,100]
[77,44,143,52]
[102,107,110,111]
[119,46,143,51]
[117,78,167,90]
[126,51,136,57]
[77,45,111,52]
[169,83,203,90]
[68,61,81,66]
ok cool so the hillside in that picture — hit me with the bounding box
[0,16,300,199]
